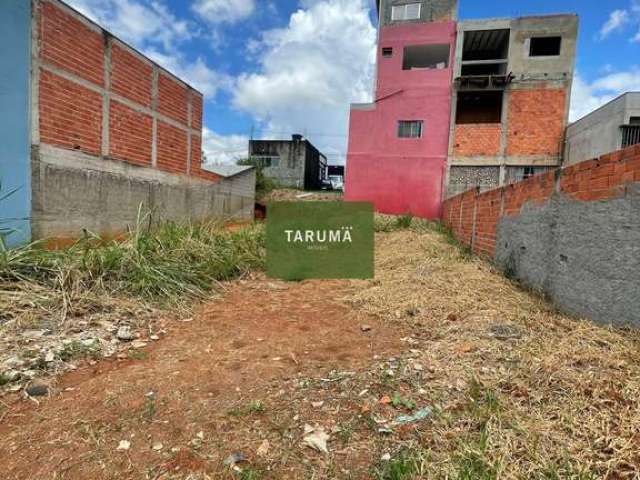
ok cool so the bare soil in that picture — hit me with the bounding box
[0,277,404,479]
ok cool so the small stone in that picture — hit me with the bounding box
[3,370,21,382]
[116,326,135,342]
[311,401,324,409]
[413,363,424,371]
[381,453,391,461]
[152,442,163,451]
[360,324,372,332]
[150,335,160,341]
[131,340,147,349]
[257,439,270,457]
[3,356,25,370]
[25,384,49,397]
[117,440,131,451]
[223,452,247,466]
[44,351,55,363]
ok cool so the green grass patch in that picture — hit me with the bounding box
[372,449,423,480]
[454,427,499,480]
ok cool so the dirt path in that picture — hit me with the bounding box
[0,278,406,479]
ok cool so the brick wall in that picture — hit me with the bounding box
[506,88,566,156]
[441,144,640,258]
[453,124,501,156]
[39,69,103,155]
[35,0,213,181]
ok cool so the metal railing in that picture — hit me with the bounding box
[621,125,640,149]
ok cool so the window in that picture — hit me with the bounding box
[402,44,450,70]
[398,120,423,138]
[391,3,421,21]
[456,91,503,124]
[382,47,393,58]
[630,116,640,125]
[529,36,562,57]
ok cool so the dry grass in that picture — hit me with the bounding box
[261,188,343,203]
[345,224,640,479]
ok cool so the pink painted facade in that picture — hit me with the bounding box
[345,21,456,218]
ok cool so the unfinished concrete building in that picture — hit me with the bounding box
[564,92,640,166]
[249,135,328,190]
[447,15,578,197]
[345,0,578,216]
[0,0,254,248]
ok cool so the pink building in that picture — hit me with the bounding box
[345,1,577,218]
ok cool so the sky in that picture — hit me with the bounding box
[65,0,640,166]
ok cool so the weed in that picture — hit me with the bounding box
[372,449,423,480]
[141,394,157,422]
[395,214,413,229]
[336,423,354,443]
[229,400,265,417]
[454,428,499,480]
[59,340,102,362]
[237,468,262,480]
[0,373,10,386]
[391,393,416,410]
[467,377,501,418]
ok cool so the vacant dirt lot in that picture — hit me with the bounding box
[1,225,639,480]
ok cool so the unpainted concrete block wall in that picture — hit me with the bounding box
[441,144,640,327]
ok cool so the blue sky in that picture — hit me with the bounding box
[67,0,640,165]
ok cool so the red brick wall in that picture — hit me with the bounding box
[453,124,501,156]
[36,0,211,182]
[110,44,153,107]
[441,144,640,258]
[158,73,189,125]
[39,70,103,155]
[507,88,566,156]
[157,122,188,174]
[39,1,104,85]
[109,101,153,166]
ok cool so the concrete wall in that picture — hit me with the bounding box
[32,145,255,240]
[442,144,640,327]
[250,140,307,189]
[565,93,640,166]
[0,0,32,248]
[445,14,578,198]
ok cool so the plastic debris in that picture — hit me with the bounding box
[392,407,432,426]
[302,425,330,453]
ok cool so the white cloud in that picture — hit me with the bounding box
[192,0,255,24]
[66,0,193,49]
[202,128,249,165]
[599,1,640,42]
[599,9,630,39]
[66,0,231,101]
[232,0,376,163]
[144,50,232,98]
[570,69,640,121]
